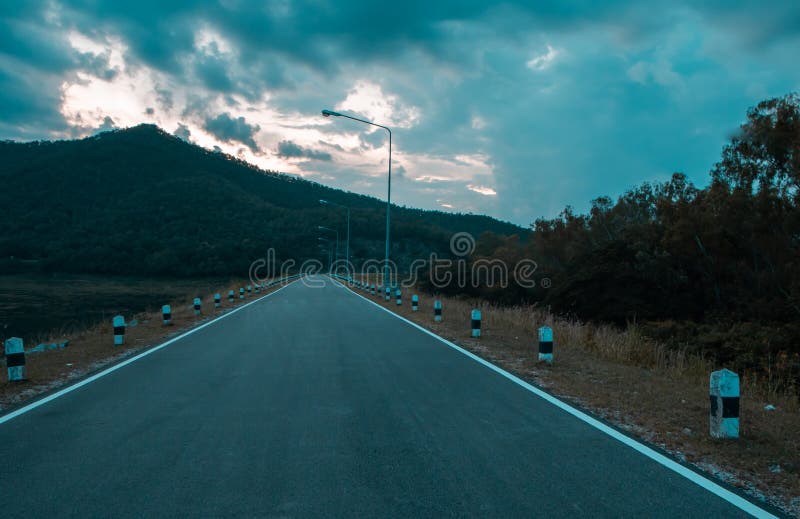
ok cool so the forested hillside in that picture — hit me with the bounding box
[0,124,523,276]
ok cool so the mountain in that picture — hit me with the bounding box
[0,124,525,277]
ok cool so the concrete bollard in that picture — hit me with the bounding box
[214,293,221,308]
[162,305,172,325]
[471,309,481,338]
[412,295,419,312]
[396,289,402,306]
[371,284,376,296]
[434,300,442,322]
[385,286,391,301]
[239,288,245,299]
[228,290,234,303]
[4,337,26,382]
[710,369,739,439]
[193,297,201,316]
[113,315,126,345]
[538,326,554,365]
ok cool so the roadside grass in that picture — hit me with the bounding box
[0,278,290,411]
[349,276,800,516]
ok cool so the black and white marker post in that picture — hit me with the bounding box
[538,326,554,365]
[4,337,26,382]
[710,368,739,439]
[434,300,442,322]
[239,288,245,299]
[214,293,221,308]
[385,286,391,301]
[411,295,419,312]
[162,305,172,325]
[395,289,402,306]
[228,290,234,303]
[371,284,376,296]
[113,315,126,345]
[471,309,481,338]
[193,297,201,316]
[246,285,252,295]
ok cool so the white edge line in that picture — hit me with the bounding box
[333,278,776,519]
[0,278,299,426]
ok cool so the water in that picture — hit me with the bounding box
[0,274,230,344]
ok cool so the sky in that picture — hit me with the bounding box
[1,1,799,226]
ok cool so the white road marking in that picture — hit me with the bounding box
[334,278,776,519]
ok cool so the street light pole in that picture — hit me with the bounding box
[318,226,339,261]
[320,199,350,267]
[322,109,392,285]
[318,240,332,271]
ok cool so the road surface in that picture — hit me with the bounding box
[0,276,769,517]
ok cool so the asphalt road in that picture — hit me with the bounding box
[0,276,768,517]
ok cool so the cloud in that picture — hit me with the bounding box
[467,184,498,196]
[526,45,561,71]
[2,1,800,225]
[204,112,260,152]
[94,116,117,133]
[276,140,332,161]
[173,123,191,141]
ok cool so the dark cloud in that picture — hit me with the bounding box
[192,54,233,92]
[173,123,191,141]
[0,64,67,138]
[94,116,117,133]
[204,112,260,152]
[276,140,332,161]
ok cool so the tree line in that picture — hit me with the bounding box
[427,94,800,384]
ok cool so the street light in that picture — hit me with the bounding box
[318,226,339,260]
[318,243,332,270]
[322,109,392,285]
[320,199,350,267]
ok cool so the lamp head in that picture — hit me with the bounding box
[321,109,341,118]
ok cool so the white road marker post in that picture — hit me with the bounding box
[228,290,234,303]
[411,295,419,312]
[396,289,402,306]
[214,293,221,308]
[113,315,126,345]
[434,300,442,322]
[239,288,245,299]
[162,305,172,325]
[246,285,252,296]
[710,369,740,439]
[471,309,481,338]
[538,326,554,365]
[193,297,201,316]
[5,337,26,382]
[371,284,376,296]
[385,286,391,301]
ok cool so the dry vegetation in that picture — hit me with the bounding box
[0,278,291,411]
[349,277,800,516]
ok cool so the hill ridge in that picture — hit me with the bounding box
[0,124,525,277]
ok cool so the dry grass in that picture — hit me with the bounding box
[0,278,291,410]
[350,277,800,516]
